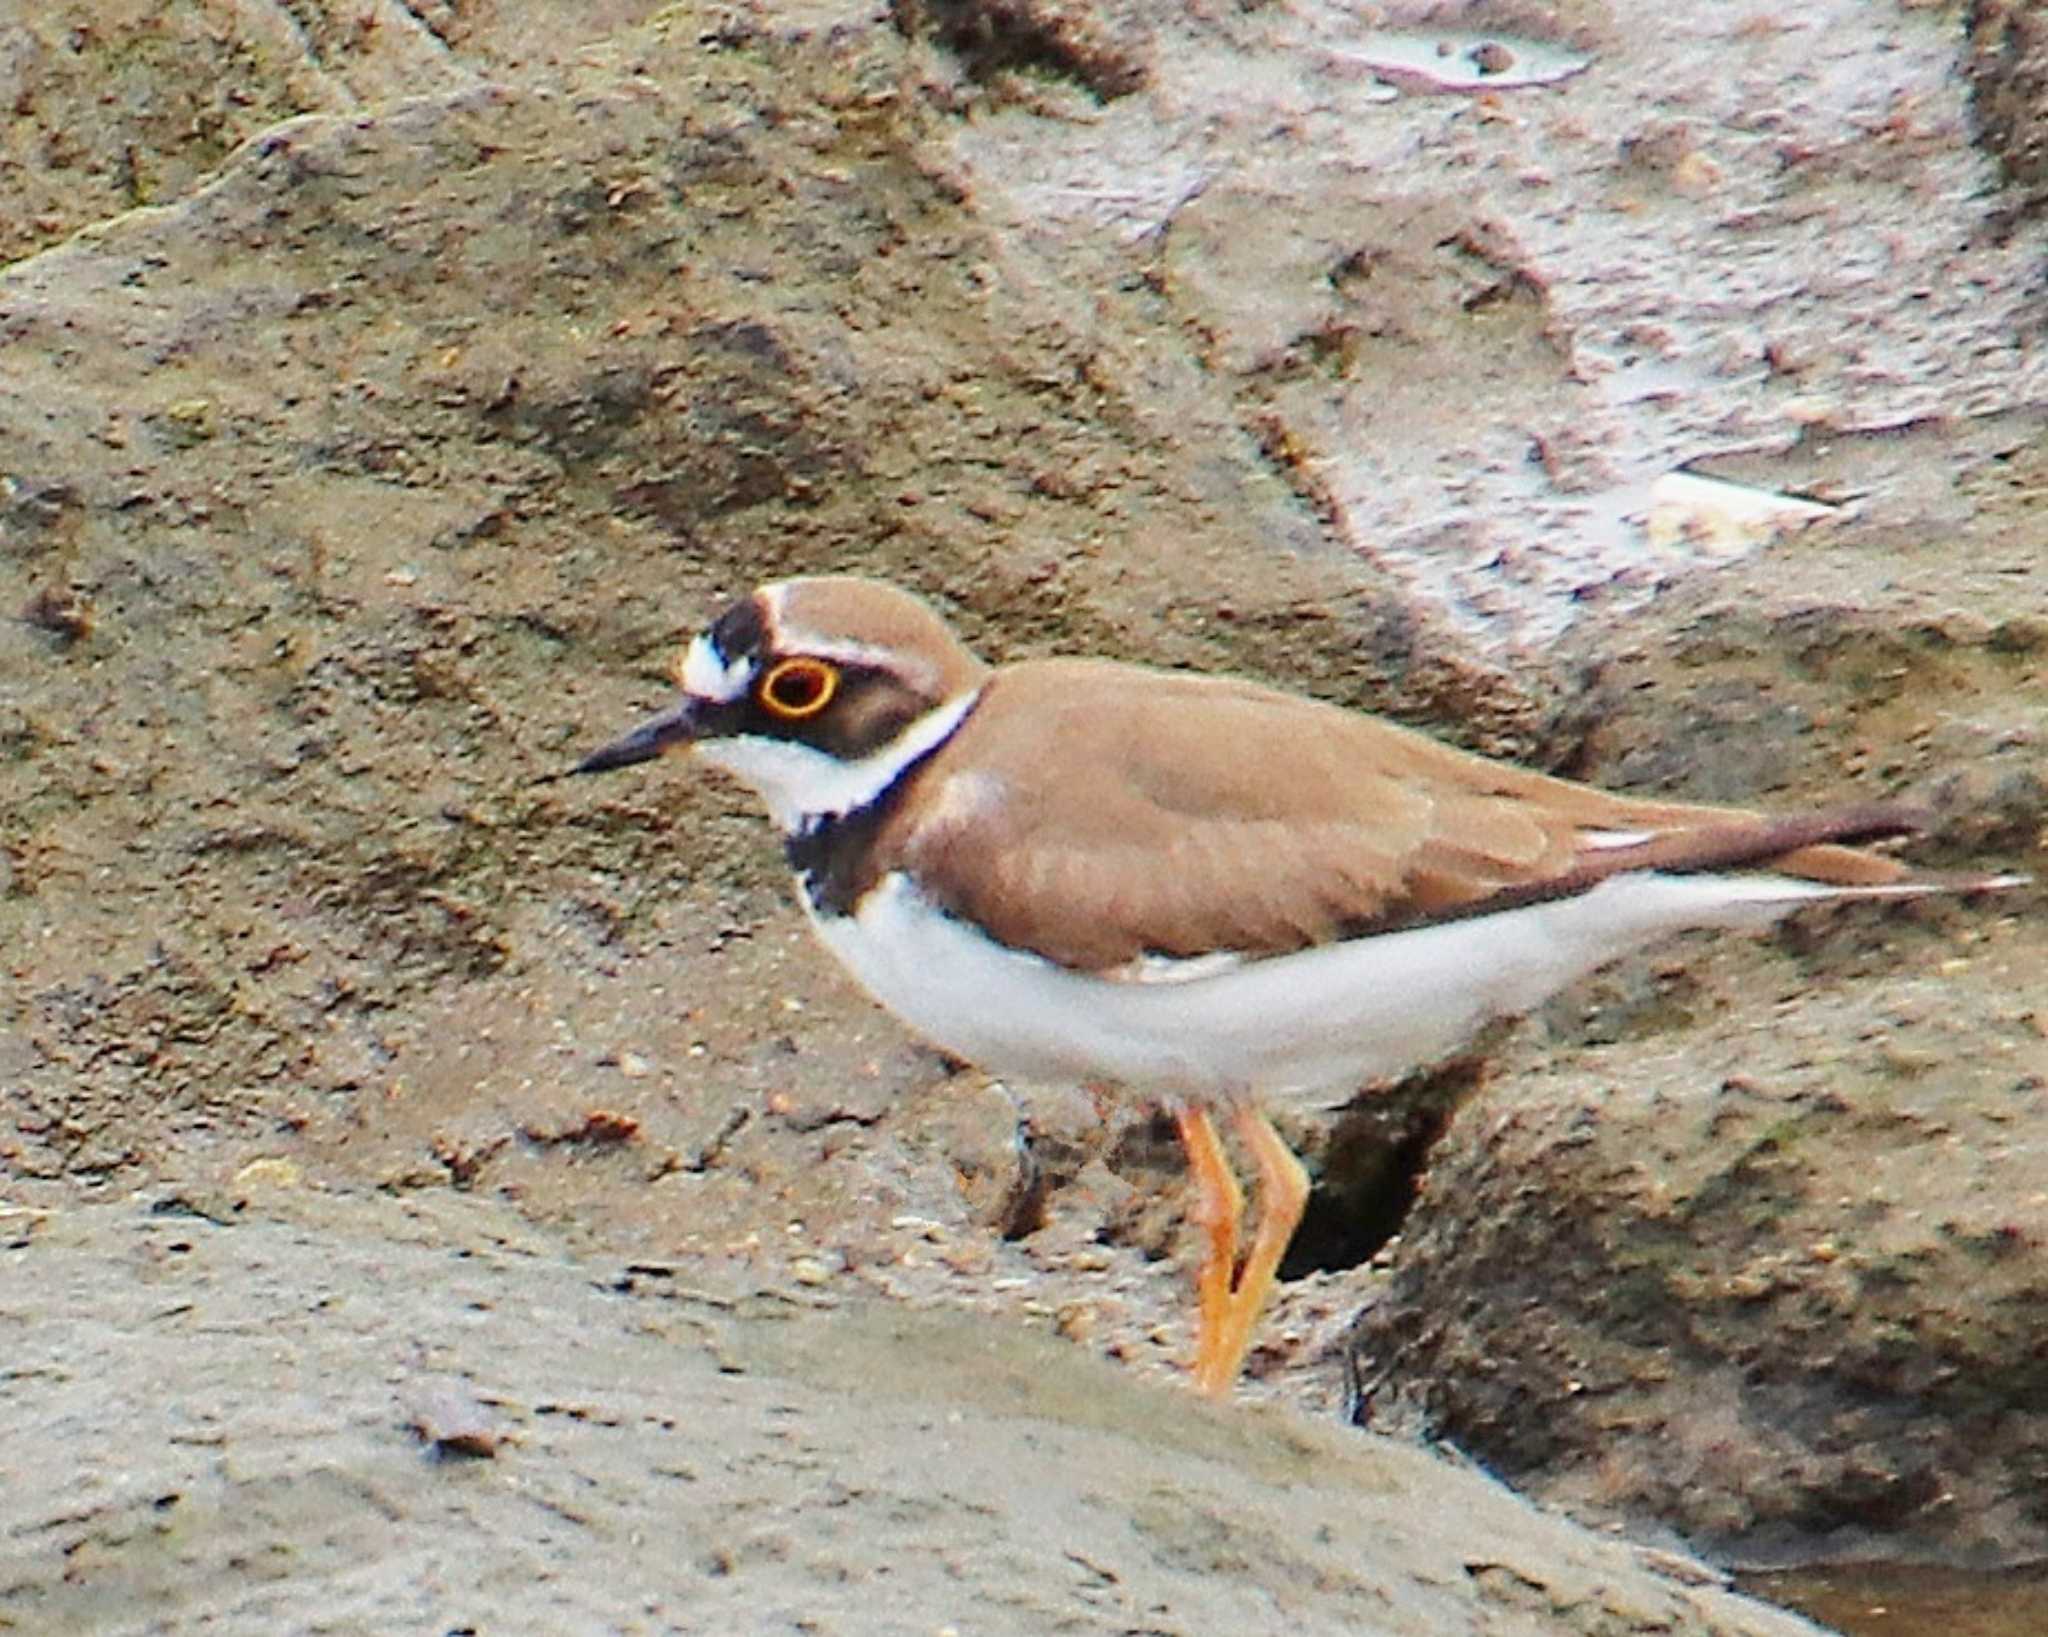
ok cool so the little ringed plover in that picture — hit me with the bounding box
[574,575,2023,1395]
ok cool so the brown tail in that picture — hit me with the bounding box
[1595,801,1925,886]
[1375,800,2024,937]
[1412,802,2023,932]
[1585,801,2026,894]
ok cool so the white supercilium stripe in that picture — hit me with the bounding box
[760,585,953,697]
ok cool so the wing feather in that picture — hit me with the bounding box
[877,659,1917,972]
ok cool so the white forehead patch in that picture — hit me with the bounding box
[680,631,753,703]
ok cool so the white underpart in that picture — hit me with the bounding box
[807,870,1954,1107]
[680,632,753,702]
[695,691,981,832]
[1118,950,1246,984]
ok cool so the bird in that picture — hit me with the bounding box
[571,575,2023,1396]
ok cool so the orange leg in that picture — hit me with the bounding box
[1173,1106,1244,1395]
[1173,1103,1312,1396]
[1204,1104,1310,1395]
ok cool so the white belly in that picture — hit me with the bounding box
[802,869,1841,1106]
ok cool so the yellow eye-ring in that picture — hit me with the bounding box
[758,656,839,720]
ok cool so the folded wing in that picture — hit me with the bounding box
[882,659,1928,973]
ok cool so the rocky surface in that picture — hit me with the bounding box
[2,1,2045,1631]
[1,1191,1820,1636]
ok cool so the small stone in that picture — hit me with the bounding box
[233,1156,302,1191]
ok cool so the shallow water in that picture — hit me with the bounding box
[1742,1561,2048,1637]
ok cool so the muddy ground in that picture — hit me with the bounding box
[3,2,2046,1633]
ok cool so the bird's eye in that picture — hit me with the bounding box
[758,657,839,720]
